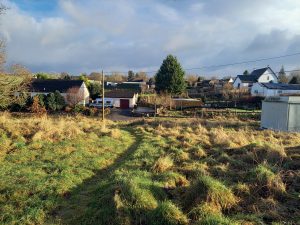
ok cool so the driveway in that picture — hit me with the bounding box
[106,108,138,121]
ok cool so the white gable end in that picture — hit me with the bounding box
[257,69,278,83]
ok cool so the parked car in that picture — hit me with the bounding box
[89,100,113,108]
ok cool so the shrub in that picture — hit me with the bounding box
[149,201,188,225]
[73,104,86,114]
[46,92,57,111]
[152,156,174,173]
[185,175,238,210]
[30,96,47,116]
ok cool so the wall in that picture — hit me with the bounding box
[261,101,288,131]
[251,84,300,97]
[233,77,250,89]
[288,103,300,132]
[96,94,138,108]
[257,69,278,83]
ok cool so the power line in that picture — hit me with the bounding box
[103,52,300,75]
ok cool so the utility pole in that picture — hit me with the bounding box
[102,70,105,122]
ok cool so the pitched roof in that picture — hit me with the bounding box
[236,75,259,83]
[30,79,84,93]
[260,83,300,90]
[236,67,277,83]
[251,66,277,77]
[105,89,137,98]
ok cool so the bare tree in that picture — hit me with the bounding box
[66,87,85,106]
[0,3,8,72]
[105,72,127,82]
[186,74,198,87]
[135,71,148,81]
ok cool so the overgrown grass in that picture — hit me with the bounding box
[0,113,299,225]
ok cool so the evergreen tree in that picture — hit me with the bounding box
[155,55,186,94]
[243,70,249,75]
[54,91,65,110]
[46,91,65,111]
[289,75,300,84]
[128,70,134,81]
[88,83,101,99]
[46,93,57,111]
[278,66,288,83]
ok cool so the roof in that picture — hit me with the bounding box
[236,75,259,83]
[30,79,84,93]
[105,89,137,98]
[236,67,277,83]
[260,83,300,90]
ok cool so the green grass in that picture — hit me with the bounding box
[0,114,299,225]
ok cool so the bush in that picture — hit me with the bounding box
[73,104,86,114]
[46,91,66,111]
[149,201,188,225]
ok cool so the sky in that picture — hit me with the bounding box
[1,0,300,77]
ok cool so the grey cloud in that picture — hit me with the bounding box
[1,0,300,76]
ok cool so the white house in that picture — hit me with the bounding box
[251,83,300,97]
[95,89,138,109]
[233,67,278,90]
[29,79,90,105]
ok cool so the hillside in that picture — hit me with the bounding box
[0,113,299,225]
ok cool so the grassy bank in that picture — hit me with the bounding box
[0,113,299,224]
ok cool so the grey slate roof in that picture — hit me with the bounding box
[30,79,84,93]
[105,89,137,98]
[260,83,300,90]
[236,75,260,83]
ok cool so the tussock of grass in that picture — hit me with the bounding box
[155,172,189,188]
[149,201,188,225]
[185,175,238,210]
[109,128,122,139]
[152,156,174,173]
[250,164,286,194]
[117,178,158,211]
[210,127,232,148]
[192,146,207,159]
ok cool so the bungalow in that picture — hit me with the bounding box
[29,79,90,105]
[251,83,300,97]
[95,89,138,109]
[233,67,278,90]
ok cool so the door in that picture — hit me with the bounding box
[120,99,130,109]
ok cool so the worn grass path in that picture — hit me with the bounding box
[53,127,143,224]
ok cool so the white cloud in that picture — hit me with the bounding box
[1,0,300,76]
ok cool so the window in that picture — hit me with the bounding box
[278,90,282,94]
[254,90,258,93]
[267,76,270,80]
[106,101,111,104]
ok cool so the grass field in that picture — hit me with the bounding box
[0,112,299,225]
